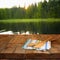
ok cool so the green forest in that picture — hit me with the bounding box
[0,0,60,19]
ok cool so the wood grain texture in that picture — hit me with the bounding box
[0,34,60,59]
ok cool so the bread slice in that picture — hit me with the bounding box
[34,41,46,48]
[28,40,40,47]
[28,43,35,47]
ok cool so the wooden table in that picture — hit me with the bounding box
[0,34,60,60]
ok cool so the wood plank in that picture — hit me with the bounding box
[1,47,15,53]
[14,44,25,53]
[0,36,14,52]
[49,47,60,53]
[0,34,60,59]
[0,43,17,53]
[9,35,27,44]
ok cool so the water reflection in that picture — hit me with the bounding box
[0,21,60,34]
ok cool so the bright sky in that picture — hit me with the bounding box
[0,0,48,9]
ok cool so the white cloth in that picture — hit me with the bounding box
[22,39,51,51]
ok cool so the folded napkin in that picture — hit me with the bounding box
[22,39,51,51]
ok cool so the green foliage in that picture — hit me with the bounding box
[0,0,60,19]
[0,19,60,23]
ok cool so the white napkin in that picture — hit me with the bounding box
[22,39,51,51]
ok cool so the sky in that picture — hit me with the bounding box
[0,0,48,9]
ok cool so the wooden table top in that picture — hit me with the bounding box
[0,34,60,59]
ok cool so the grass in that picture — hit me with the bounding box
[0,18,60,23]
